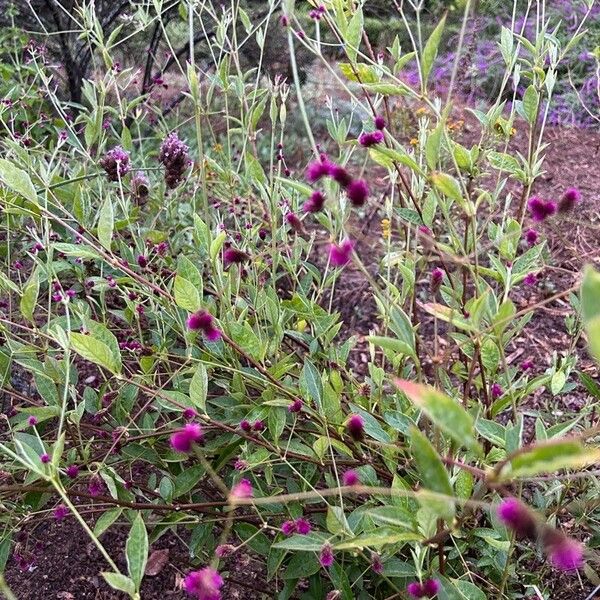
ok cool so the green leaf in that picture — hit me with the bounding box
[71,331,121,374]
[189,363,208,413]
[301,360,323,409]
[497,440,600,481]
[174,275,201,312]
[101,572,136,596]
[0,158,38,205]
[283,553,320,579]
[273,533,329,551]
[346,7,363,63]
[20,268,39,323]
[522,85,539,125]
[581,266,600,361]
[421,15,446,87]
[431,172,463,204]
[367,335,415,360]
[94,508,123,537]
[395,380,481,452]
[126,513,148,591]
[339,62,379,83]
[173,464,205,498]
[409,427,453,502]
[334,529,421,550]
[0,534,12,571]
[97,197,114,250]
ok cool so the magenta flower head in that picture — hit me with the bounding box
[295,517,312,535]
[40,453,50,464]
[430,267,444,293]
[215,544,235,558]
[371,552,384,574]
[187,310,222,341]
[159,131,190,189]
[546,534,584,571]
[27,415,38,427]
[53,505,69,521]
[497,497,537,540]
[88,474,105,497]
[490,383,503,399]
[240,420,252,432]
[170,423,203,453]
[407,582,425,598]
[230,478,253,500]
[253,420,265,432]
[223,247,250,266]
[358,131,384,147]
[285,212,304,233]
[319,543,334,568]
[281,520,297,536]
[527,196,556,222]
[183,407,197,420]
[329,239,355,268]
[346,413,365,441]
[525,228,538,246]
[131,171,149,203]
[65,465,79,478]
[521,359,534,371]
[303,190,326,213]
[558,187,581,213]
[329,164,353,188]
[342,469,360,486]
[99,146,131,181]
[306,158,331,183]
[374,115,386,130]
[422,579,441,596]
[346,179,369,206]
[524,272,537,286]
[288,398,303,413]
[183,567,224,600]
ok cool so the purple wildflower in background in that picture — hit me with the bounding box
[319,543,334,568]
[223,247,249,266]
[430,267,444,293]
[170,423,203,453]
[524,272,537,286]
[27,415,38,427]
[306,158,331,183]
[525,228,538,246]
[137,255,147,268]
[253,420,265,432]
[371,552,383,574]
[346,179,369,206]
[183,567,224,600]
[490,383,503,399]
[295,518,311,535]
[546,535,584,571]
[374,115,386,130]
[329,239,354,267]
[329,164,353,188]
[53,505,69,521]
[88,475,105,497]
[230,478,253,500]
[40,453,50,464]
[558,187,581,213]
[131,171,149,202]
[187,310,222,341]
[407,582,424,598]
[303,190,326,213]
[183,407,197,420]
[240,420,252,432]
[65,465,79,478]
[281,520,297,536]
[285,212,304,233]
[527,196,556,222]
[521,360,534,371]
[422,580,441,596]
[288,398,303,413]
[358,131,384,147]
[346,414,365,441]
[215,544,235,558]
[99,146,130,181]
[342,469,360,486]
[159,132,190,188]
[497,497,537,539]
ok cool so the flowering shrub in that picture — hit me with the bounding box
[0,1,598,599]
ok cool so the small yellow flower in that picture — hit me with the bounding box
[510,127,516,136]
[213,143,223,153]
[295,319,307,332]
[381,218,391,239]
[409,137,418,146]
[415,107,428,117]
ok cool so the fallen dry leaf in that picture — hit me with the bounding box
[145,548,170,577]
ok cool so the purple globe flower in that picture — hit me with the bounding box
[159,132,190,189]
[319,543,334,568]
[281,520,297,536]
[358,131,384,147]
[342,469,360,486]
[558,187,581,213]
[497,497,537,539]
[230,478,253,500]
[329,239,355,268]
[346,179,369,206]
[547,536,584,571]
[527,196,556,222]
[99,146,131,181]
[295,518,311,535]
[183,567,224,600]
[346,414,365,441]
[170,423,203,453]
[303,190,326,213]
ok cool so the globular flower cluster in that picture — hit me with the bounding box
[187,310,222,341]
[308,4,326,19]
[99,146,131,181]
[329,239,355,268]
[497,497,585,571]
[346,413,365,441]
[170,423,203,453]
[406,579,440,598]
[184,567,223,600]
[230,478,253,500]
[528,187,581,222]
[131,171,150,203]
[358,130,384,147]
[159,131,190,188]
[281,517,312,536]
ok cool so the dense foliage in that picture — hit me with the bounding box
[0,1,599,599]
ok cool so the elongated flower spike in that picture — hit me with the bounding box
[159,132,190,188]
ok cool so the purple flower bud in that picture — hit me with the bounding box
[319,543,334,568]
[183,407,197,420]
[497,497,537,539]
[407,583,425,598]
[346,179,369,206]
[40,453,50,464]
[430,267,444,293]
[215,544,235,558]
[281,520,297,536]
[285,212,304,233]
[525,228,538,246]
[253,420,265,432]
[295,518,311,535]
[490,383,503,399]
[422,579,441,596]
[374,115,386,130]
[521,360,534,371]
[240,420,252,432]
[170,423,203,453]
[329,239,355,268]
[329,164,353,188]
[346,414,365,441]
[137,255,148,268]
[159,132,190,189]
[288,398,303,413]
[306,159,331,183]
[183,567,224,600]
[65,465,79,478]
[53,505,69,521]
[131,171,149,202]
[223,248,250,266]
[99,146,131,181]
[524,272,537,286]
[358,131,384,147]
[371,552,384,574]
[230,478,253,500]
[187,310,222,341]
[88,475,105,497]
[27,415,38,426]
[546,535,584,571]
[558,187,581,213]
[303,190,326,213]
[527,196,556,222]
[342,469,360,486]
